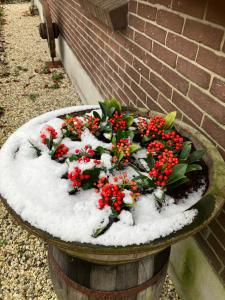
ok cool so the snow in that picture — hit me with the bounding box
[0,105,205,246]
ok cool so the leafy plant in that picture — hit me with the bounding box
[29,93,39,101]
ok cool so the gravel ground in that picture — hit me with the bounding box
[0,3,180,300]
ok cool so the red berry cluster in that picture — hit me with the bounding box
[149,149,179,187]
[146,116,166,138]
[112,139,131,165]
[86,115,100,133]
[54,144,69,159]
[109,111,126,132]
[113,173,141,200]
[40,126,58,144]
[75,145,98,164]
[137,117,148,136]
[161,131,183,150]
[98,183,125,212]
[68,167,90,188]
[62,117,84,139]
[147,141,165,154]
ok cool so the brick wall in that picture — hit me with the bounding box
[49,0,225,282]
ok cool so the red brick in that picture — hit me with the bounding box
[125,39,145,61]
[166,32,198,60]
[129,0,138,13]
[206,0,225,27]
[177,57,211,89]
[150,72,172,98]
[124,84,138,103]
[108,57,118,73]
[202,116,225,148]
[120,47,133,65]
[146,97,163,112]
[125,64,140,83]
[129,14,145,32]
[172,91,203,125]
[131,81,147,102]
[136,99,148,109]
[140,77,159,100]
[197,47,225,78]
[208,234,225,263]
[153,42,177,68]
[122,26,134,40]
[134,31,152,52]
[114,52,126,69]
[151,0,172,7]
[209,221,225,246]
[156,9,184,33]
[133,58,150,80]
[145,22,167,44]
[210,78,225,103]
[116,88,130,106]
[217,210,225,229]
[189,85,225,125]
[113,72,123,88]
[172,0,206,18]
[144,53,163,74]
[137,3,157,21]
[158,94,182,119]
[196,234,223,273]
[183,19,224,50]
[182,115,199,130]
[119,68,131,86]
[161,65,189,95]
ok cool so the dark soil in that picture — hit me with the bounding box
[167,161,208,203]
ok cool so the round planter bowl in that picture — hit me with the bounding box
[1,107,225,300]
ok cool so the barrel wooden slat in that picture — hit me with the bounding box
[48,245,170,300]
[90,265,117,291]
[138,256,154,285]
[116,262,139,290]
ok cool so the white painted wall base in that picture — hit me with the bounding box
[34,0,102,105]
[169,238,225,300]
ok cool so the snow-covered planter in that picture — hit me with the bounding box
[0,99,225,299]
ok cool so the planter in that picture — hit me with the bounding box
[49,245,170,299]
[79,0,129,30]
[0,104,225,300]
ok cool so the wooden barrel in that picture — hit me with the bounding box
[48,245,170,300]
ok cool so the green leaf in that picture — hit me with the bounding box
[165,111,176,129]
[95,146,105,155]
[179,141,192,160]
[145,154,155,169]
[118,152,124,162]
[125,115,134,127]
[112,135,116,145]
[93,111,101,119]
[186,164,202,173]
[188,149,205,164]
[167,163,188,185]
[82,168,101,189]
[99,102,107,120]
[142,135,151,143]
[129,144,140,154]
[110,97,122,112]
[69,154,80,162]
[169,177,189,189]
[92,217,115,238]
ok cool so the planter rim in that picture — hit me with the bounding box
[1,106,225,258]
